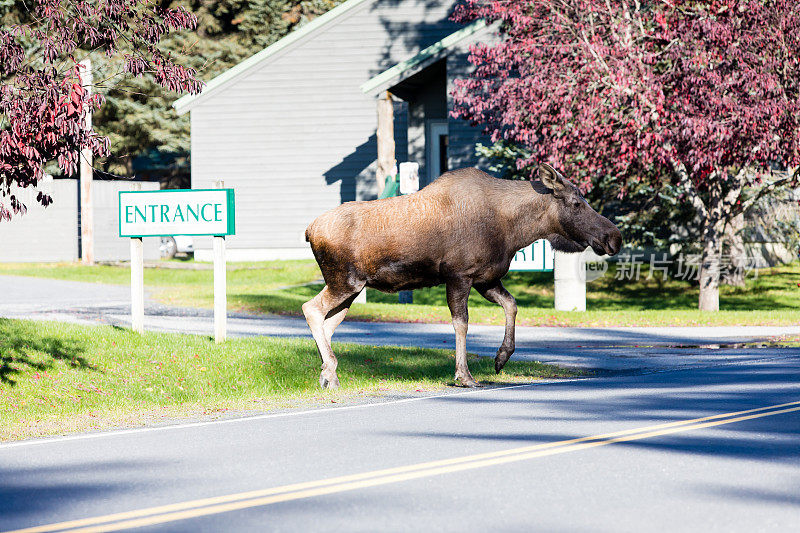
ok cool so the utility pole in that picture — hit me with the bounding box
[375,91,395,196]
[79,58,94,265]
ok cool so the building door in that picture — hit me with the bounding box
[426,120,449,182]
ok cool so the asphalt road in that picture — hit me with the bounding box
[2,357,799,532]
[2,274,800,531]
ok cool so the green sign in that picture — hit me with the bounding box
[119,188,235,237]
[510,239,554,272]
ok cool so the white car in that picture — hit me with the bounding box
[159,235,194,259]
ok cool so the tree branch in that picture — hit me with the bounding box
[737,171,797,215]
[668,154,708,218]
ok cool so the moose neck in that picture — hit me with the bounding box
[502,181,555,253]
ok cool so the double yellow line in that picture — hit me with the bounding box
[10,399,800,533]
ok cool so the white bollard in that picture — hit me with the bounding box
[554,251,586,312]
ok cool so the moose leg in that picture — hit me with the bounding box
[475,281,517,373]
[302,285,358,389]
[323,292,358,345]
[446,278,480,388]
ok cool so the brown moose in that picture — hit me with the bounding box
[303,164,622,388]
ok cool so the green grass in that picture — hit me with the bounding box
[3,260,800,326]
[0,319,575,441]
[0,260,321,309]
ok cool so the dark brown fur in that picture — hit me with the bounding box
[303,165,622,388]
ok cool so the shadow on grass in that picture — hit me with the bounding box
[0,319,94,386]
[330,343,576,385]
[232,289,313,316]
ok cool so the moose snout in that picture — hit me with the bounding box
[589,217,623,257]
[603,227,623,256]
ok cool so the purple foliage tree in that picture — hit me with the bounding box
[452,0,800,310]
[0,0,203,219]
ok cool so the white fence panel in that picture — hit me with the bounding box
[0,179,160,262]
[0,180,79,262]
[94,181,159,262]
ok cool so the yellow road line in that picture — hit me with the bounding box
[8,399,800,533]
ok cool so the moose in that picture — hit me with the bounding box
[303,164,622,388]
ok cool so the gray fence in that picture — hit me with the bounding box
[0,179,159,262]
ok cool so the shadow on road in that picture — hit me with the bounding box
[0,459,167,523]
[385,360,800,465]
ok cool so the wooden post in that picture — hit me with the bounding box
[130,183,144,332]
[376,91,395,196]
[79,58,94,265]
[213,180,227,343]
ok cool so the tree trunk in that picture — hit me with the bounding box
[698,183,724,311]
[722,212,747,287]
[698,230,722,311]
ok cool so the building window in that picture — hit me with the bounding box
[427,120,449,181]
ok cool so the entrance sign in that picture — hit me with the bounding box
[510,239,554,272]
[120,185,235,343]
[119,189,235,237]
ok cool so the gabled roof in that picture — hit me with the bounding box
[173,0,374,115]
[360,18,487,96]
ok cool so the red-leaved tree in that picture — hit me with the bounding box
[452,0,800,310]
[0,0,203,220]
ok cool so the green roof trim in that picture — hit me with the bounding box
[173,0,374,114]
[360,18,487,96]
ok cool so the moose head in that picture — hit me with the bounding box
[537,163,622,257]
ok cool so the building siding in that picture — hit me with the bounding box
[446,33,496,172]
[189,0,462,254]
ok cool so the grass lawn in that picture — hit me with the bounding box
[0,319,575,441]
[2,260,800,326]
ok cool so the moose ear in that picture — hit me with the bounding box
[538,163,567,196]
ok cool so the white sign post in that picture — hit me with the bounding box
[119,187,235,342]
[130,236,144,332]
[129,183,144,333]
[212,181,227,343]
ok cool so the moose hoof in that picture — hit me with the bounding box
[495,347,513,374]
[319,373,340,389]
[455,374,482,388]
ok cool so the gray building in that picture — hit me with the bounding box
[174,0,494,261]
